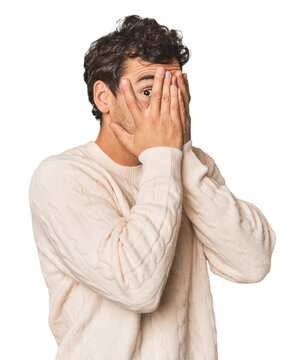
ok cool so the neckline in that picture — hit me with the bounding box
[85,140,143,184]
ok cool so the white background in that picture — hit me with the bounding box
[1,0,304,359]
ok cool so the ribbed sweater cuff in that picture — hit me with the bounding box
[138,146,182,184]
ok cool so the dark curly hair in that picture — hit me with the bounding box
[83,14,191,127]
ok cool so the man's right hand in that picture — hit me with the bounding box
[109,67,183,158]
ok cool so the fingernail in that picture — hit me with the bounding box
[122,79,128,85]
[165,71,170,78]
[158,67,165,75]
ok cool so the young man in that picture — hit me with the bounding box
[29,15,276,360]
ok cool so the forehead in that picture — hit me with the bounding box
[123,57,182,81]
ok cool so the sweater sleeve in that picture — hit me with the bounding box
[181,140,276,283]
[29,146,183,313]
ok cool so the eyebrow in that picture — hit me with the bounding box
[135,74,155,83]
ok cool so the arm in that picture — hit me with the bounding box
[29,146,183,313]
[181,139,276,283]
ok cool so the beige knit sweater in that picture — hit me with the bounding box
[28,139,276,359]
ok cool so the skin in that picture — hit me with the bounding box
[94,56,191,166]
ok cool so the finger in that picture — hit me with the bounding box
[178,88,186,131]
[172,74,176,85]
[176,71,190,113]
[183,73,190,98]
[109,121,134,153]
[149,67,166,117]
[170,84,180,124]
[160,71,172,117]
[121,78,143,124]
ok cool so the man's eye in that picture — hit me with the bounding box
[142,88,152,97]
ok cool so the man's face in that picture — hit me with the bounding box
[108,57,182,135]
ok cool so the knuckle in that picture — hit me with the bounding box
[152,92,161,101]
[171,121,178,130]
[162,94,170,102]
[160,116,167,125]
[171,102,179,110]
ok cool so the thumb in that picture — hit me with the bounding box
[109,122,134,153]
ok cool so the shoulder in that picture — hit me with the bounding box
[28,155,78,213]
[29,140,108,183]
[28,142,111,203]
[29,144,82,189]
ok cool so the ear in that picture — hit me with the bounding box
[93,80,110,113]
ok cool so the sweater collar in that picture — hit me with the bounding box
[85,140,143,184]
